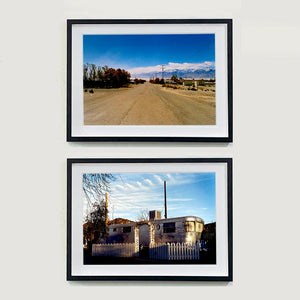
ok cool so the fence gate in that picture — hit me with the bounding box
[149,242,201,260]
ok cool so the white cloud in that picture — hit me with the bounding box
[85,172,215,222]
[144,179,153,186]
[125,183,137,191]
[136,181,143,187]
[168,198,193,202]
[114,184,126,190]
[153,175,163,185]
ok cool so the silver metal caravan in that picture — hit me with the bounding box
[151,216,204,244]
[106,215,204,246]
[106,222,137,244]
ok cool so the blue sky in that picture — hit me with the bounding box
[83,172,216,224]
[83,34,215,70]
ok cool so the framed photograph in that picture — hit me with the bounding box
[67,19,233,142]
[67,158,232,281]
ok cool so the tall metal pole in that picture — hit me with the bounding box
[161,65,165,80]
[164,181,167,219]
[105,193,108,226]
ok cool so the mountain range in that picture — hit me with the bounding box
[128,61,215,80]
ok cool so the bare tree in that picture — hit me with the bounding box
[136,208,149,221]
[83,174,115,247]
[83,63,89,81]
[83,173,115,208]
[96,66,103,80]
[89,64,97,81]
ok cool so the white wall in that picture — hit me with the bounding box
[1,0,300,299]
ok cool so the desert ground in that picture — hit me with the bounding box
[84,82,216,125]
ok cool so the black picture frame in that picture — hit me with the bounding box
[67,158,233,281]
[67,19,233,142]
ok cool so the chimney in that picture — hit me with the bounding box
[149,210,161,220]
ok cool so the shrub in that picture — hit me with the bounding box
[89,89,94,93]
[198,80,205,86]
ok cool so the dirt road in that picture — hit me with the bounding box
[84,82,215,125]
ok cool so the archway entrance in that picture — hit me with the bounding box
[133,222,154,257]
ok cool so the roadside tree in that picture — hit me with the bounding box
[83,173,115,248]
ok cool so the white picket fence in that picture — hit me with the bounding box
[149,242,201,260]
[92,243,138,258]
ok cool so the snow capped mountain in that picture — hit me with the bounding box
[128,61,215,79]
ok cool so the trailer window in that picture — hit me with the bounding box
[184,221,195,232]
[123,226,131,233]
[196,222,203,232]
[113,228,117,232]
[163,222,175,233]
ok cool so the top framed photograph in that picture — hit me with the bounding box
[67,19,233,142]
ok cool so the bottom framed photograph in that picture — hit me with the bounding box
[67,158,232,281]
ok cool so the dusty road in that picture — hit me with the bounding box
[84,82,215,125]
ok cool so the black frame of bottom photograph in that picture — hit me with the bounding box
[67,158,233,281]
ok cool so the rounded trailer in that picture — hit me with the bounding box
[152,216,204,244]
[106,216,204,246]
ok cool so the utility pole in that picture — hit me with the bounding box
[105,193,108,226]
[164,180,167,219]
[161,65,165,80]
